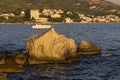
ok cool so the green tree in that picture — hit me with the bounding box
[49,17,63,22]
[0,16,6,22]
[8,16,24,23]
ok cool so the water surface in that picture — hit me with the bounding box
[0,23,120,80]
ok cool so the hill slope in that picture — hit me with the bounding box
[0,0,120,14]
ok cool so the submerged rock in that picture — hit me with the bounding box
[0,51,25,73]
[102,52,112,57]
[0,50,7,64]
[0,73,7,80]
[0,58,5,65]
[8,51,27,65]
[15,53,27,65]
[0,50,8,56]
[26,28,77,64]
[15,77,24,80]
[0,57,25,73]
[77,40,102,55]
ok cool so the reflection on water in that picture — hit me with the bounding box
[8,55,120,80]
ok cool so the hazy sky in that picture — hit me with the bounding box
[106,0,120,5]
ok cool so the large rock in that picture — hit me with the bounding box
[77,40,102,55]
[26,28,77,64]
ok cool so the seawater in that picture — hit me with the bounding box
[0,23,120,80]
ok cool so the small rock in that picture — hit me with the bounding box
[0,73,7,80]
[15,53,27,65]
[0,58,25,73]
[15,77,24,80]
[0,58,5,65]
[77,40,102,55]
[0,50,7,65]
[102,52,112,56]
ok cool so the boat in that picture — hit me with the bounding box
[32,24,52,29]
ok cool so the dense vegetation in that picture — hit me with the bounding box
[0,0,120,14]
[0,0,120,23]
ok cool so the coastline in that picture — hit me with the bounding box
[0,22,120,25]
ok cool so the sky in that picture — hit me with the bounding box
[105,0,120,5]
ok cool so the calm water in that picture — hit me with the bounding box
[0,23,120,80]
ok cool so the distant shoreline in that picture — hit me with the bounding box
[0,22,120,25]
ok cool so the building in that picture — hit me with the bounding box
[20,10,25,17]
[65,17,74,23]
[35,17,49,23]
[30,10,39,19]
[30,9,49,23]
[51,14,61,18]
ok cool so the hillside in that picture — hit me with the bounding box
[0,0,120,15]
[0,0,120,23]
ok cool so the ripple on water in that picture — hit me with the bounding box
[1,23,120,80]
[7,55,120,80]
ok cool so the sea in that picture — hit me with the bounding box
[0,23,120,80]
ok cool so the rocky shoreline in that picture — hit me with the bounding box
[0,27,102,79]
[0,22,120,25]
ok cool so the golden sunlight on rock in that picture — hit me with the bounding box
[77,40,102,55]
[26,28,78,64]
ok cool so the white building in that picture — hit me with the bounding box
[65,17,74,23]
[51,14,61,18]
[30,10,39,19]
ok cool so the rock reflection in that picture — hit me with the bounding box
[25,62,80,80]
